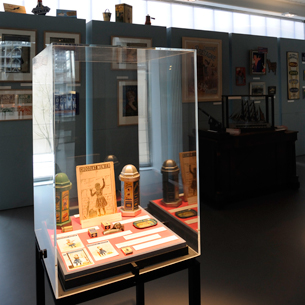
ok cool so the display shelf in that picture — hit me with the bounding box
[56,207,187,290]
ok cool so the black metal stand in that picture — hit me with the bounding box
[35,238,200,305]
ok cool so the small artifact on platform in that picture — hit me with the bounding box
[121,246,133,255]
[103,222,124,235]
[133,218,157,229]
[101,221,111,230]
[62,225,73,233]
[88,228,98,238]
[32,0,50,15]
[161,160,182,207]
[175,209,197,219]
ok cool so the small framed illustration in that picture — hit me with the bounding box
[235,67,246,86]
[118,80,138,126]
[250,82,266,95]
[250,50,266,75]
[0,89,32,121]
[111,36,152,70]
[0,28,36,82]
[182,37,222,102]
[44,31,81,82]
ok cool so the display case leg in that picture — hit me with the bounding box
[136,281,145,305]
[188,259,200,305]
[35,242,46,305]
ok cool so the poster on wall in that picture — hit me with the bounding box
[287,52,300,100]
[182,37,222,102]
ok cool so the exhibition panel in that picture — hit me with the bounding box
[32,44,200,298]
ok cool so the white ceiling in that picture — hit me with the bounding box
[172,0,305,20]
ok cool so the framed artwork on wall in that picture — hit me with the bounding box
[44,31,80,46]
[235,67,246,86]
[250,82,266,95]
[117,80,138,126]
[250,50,266,75]
[111,36,152,70]
[287,51,300,100]
[0,28,36,82]
[0,89,32,121]
[44,31,81,82]
[182,37,222,102]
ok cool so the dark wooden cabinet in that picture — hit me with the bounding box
[193,130,299,207]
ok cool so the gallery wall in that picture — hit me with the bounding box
[0,12,86,210]
[0,12,304,210]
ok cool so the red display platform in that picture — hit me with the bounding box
[56,207,187,290]
[147,198,199,252]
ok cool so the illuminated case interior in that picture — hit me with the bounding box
[33,44,200,298]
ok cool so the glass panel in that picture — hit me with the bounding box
[33,45,57,296]
[215,10,232,33]
[281,19,295,38]
[172,3,194,29]
[295,21,304,40]
[147,1,172,28]
[33,45,200,297]
[266,17,281,37]
[250,15,266,36]
[233,12,250,35]
[194,7,214,31]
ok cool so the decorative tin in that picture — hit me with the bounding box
[119,164,141,216]
[55,173,72,229]
[175,209,197,219]
[133,218,157,229]
[161,160,182,207]
[121,246,133,255]
[115,3,132,23]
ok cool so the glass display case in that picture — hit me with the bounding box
[222,95,275,132]
[33,44,200,299]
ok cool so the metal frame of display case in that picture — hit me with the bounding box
[36,238,200,305]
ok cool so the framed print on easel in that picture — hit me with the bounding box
[182,37,222,102]
[0,28,36,82]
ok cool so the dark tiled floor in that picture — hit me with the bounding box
[2,158,305,304]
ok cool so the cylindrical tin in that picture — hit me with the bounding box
[119,164,140,212]
[103,9,111,21]
[161,160,182,207]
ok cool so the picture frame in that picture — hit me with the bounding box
[111,36,152,70]
[0,89,32,121]
[250,82,266,95]
[44,31,81,82]
[287,51,300,100]
[235,67,246,86]
[182,37,222,102]
[0,28,36,82]
[117,80,138,126]
[250,50,266,75]
[44,31,80,46]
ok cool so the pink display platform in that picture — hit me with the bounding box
[56,207,187,290]
[147,198,199,252]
